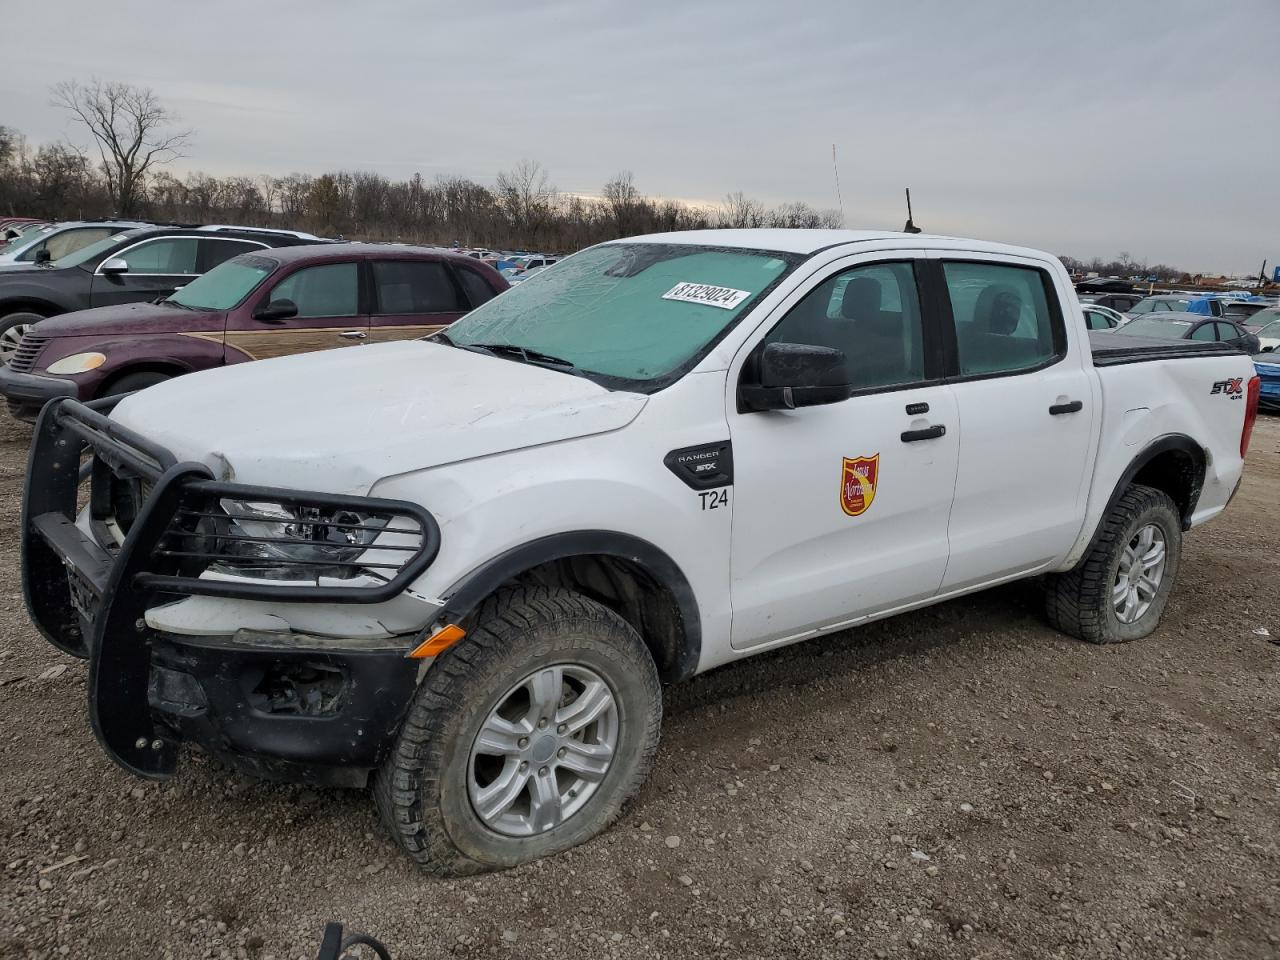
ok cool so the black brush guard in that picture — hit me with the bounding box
[21,397,440,779]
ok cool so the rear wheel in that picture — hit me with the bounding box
[1045,484,1182,644]
[374,586,662,875]
[0,311,44,365]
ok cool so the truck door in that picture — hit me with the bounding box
[930,254,1098,591]
[727,255,960,651]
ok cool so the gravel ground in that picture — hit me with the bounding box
[1,413,1277,960]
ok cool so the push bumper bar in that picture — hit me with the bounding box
[21,397,439,781]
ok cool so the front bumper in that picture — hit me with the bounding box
[21,397,440,782]
[0,365,76,421]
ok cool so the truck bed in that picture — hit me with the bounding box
[1089,331,1240,367]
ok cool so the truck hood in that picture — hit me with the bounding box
[110,340,648,493]
[35,301,223,338]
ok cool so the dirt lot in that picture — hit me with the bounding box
[1,414,1277,960]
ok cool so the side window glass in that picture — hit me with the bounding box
[1085,310,1108,330]
[943,261,1059,377]
[455,267,498,308]
[763,261,925,391]
[1189,323,1217,341]
[202,239,264,271]
[1131,300,1151,314]
[268,263,359,318]
[372,260,463,314]
[1216,322,1238,340]
[118,237,199,274]
[45,228,111,260]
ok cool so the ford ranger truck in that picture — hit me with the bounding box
[21,230,1261,875]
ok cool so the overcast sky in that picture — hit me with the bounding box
[2,0,1277,273]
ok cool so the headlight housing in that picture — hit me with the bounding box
[46,352,107,375]
[203,498,398,581]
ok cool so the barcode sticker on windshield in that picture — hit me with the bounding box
[662,282,751,310]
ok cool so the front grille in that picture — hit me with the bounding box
[9,333,47,373]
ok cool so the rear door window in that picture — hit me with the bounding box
[372,260,463,314]
[941,261,1062,377]
[1189,323,1218,341]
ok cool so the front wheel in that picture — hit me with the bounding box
[374,586,662,875]
[1045,484,1182,644]
[0,311,44,366]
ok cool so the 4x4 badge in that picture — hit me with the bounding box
[841,454,879,517]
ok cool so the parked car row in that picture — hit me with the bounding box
[0,242,507,418]
[0,223,332,364]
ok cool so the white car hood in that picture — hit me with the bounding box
[110,340,647,493]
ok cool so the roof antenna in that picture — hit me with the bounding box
[902,188,922,234]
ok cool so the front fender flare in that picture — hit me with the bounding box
[432,530,702,682]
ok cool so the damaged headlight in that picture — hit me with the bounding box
[209,499,391,580]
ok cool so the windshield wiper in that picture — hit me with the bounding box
[465,342,577,370]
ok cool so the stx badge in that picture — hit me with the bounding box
[1210,378,1244,398]
[841,454,879,517]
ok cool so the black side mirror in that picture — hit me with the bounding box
[33,248,52,265]
[740,342,853,412]
[253,298,298,323]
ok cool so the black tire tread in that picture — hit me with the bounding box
[1045,483,1179,644]
[373,585,661,876]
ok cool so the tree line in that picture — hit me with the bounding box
[0,80,842,252]
[2,80,1213,277]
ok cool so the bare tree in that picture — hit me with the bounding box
[51,79,191,216]
[718,191,765,229]
[602,170,642,237]
[495,160,556,241]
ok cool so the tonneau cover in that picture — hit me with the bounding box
[1088,331,1240,367]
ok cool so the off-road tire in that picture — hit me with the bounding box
[374,586,662,876]
[1045,484,1182,644]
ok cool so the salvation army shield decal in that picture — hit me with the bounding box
[840,454,879,517]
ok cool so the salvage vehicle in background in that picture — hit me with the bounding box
[1079,291,1145,313]
[1082,304,1124,329]
[1253,311,1280,351]
[1125,294,1194,317]
[0,220,150,267]
[1253,351,1280,412]
[1112,311,1261,353]
[0,243,506,419]
[0,218,47,242]
[0,226,319,364]
[20,229,1259,875]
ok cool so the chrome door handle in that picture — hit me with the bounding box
[340,331,367,340]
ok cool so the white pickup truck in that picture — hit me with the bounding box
[22,229,1261,875]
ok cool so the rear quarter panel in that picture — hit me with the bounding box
[1064,354,1254,566]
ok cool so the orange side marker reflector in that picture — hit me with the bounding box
[407,623,466,659]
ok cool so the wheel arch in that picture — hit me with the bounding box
[96,361,190,398]
[0,298,61,321]
[434,531,702,683]
[1089,434,1205,551]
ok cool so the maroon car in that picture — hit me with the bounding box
[0,244,507,420]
